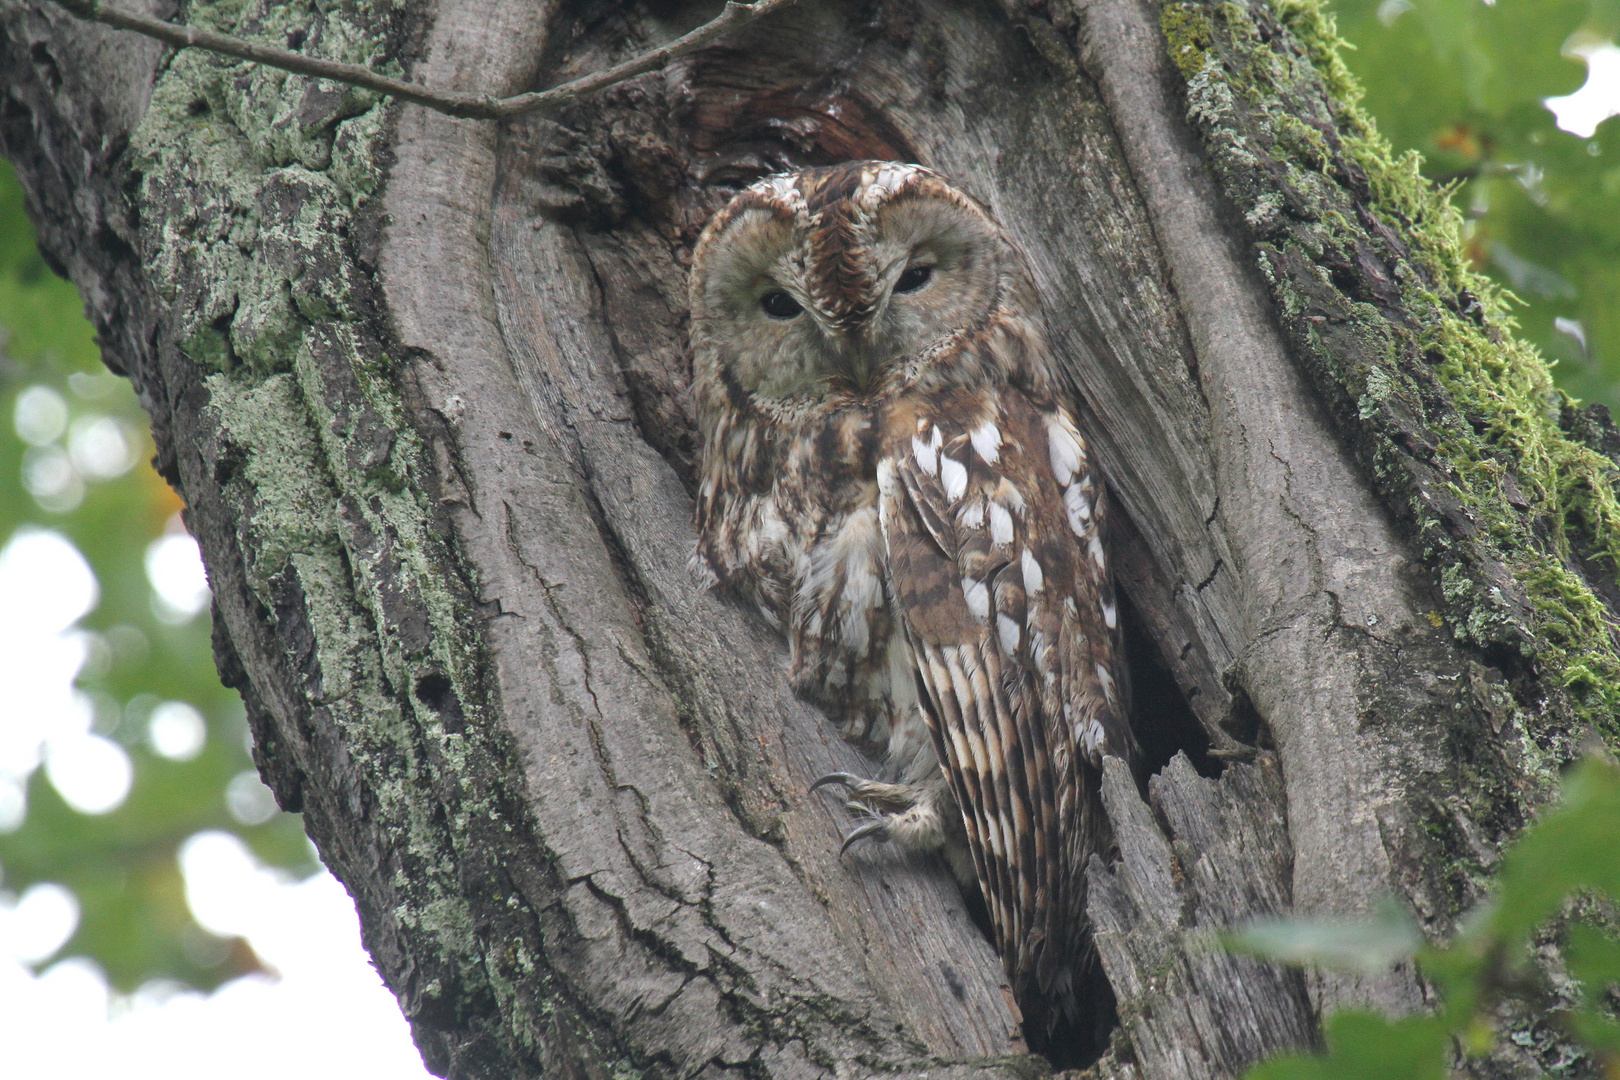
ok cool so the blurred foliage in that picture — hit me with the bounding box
[1333,0,1620,407]
[1232,758,1620,1078]
[0,157,316,994]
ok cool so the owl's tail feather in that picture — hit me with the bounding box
[1024,942,1117,1069]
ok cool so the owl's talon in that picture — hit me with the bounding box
[814,773,904,854]
[811,771,864,794]
[839,818,890,855]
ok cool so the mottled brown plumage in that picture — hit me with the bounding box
[689,162,1136,1044]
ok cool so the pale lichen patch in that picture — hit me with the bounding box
[126,0,563,1070]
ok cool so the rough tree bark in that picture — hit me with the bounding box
[4,0,1617,1077]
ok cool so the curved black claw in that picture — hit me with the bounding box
[811,771,865,794]
[839,819,889,856]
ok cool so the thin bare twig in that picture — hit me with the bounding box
[49,0,798,120]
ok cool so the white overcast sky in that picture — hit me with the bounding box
[0,525,431,1078]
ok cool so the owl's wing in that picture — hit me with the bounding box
[877,386,1135,1013]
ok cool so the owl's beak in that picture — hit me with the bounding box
[838,349,876,391]
[832,333,884,392]
[822,307,900,393]
[815,315,882,392]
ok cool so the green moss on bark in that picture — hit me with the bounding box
[1159,0,1620,754]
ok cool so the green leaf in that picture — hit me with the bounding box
[1568,1006,1620,1054]
[1567,920,1620,1001]
[1334,0,1620,407]
[1243,1011,1452,1080]
[1227,898,1423,973]
[1489,758,1620,942]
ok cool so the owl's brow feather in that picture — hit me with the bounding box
[798,164,930,326]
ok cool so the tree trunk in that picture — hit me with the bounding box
[4,0,1615,1076]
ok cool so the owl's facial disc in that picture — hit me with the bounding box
[693,176,1005,404]
[694,207,831,400]
[862,194,1001,368]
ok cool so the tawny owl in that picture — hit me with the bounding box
[689,161,1136,1045]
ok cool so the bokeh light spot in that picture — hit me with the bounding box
[145,532,210,625]
[1547,43,1620,138]
[1375,0,1412,27]
[44,734,133,815]
[0,529,97,636]
[178,922,234,970]
[66,371,123,401]
[148,702,207,762]
[0,778,26,833]
[225,771,280,826]
[12,385,69,447]
[75,633,115,685]
[0,531,100,787]
[0,883,80,965]
[68,416,137,480]
[20,444,85,512]
[179,832,283,937]
[105,625,151,667]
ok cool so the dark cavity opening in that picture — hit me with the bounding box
[1120,594,1218,781]
[1033,944,1120,1070]
[413,672,466,733]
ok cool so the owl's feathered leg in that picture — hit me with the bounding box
[811,772,974,882]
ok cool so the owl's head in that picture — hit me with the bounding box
[689,162,1041,422]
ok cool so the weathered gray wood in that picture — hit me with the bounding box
[1085,755,1317,1080]
[382,0,1022,1070]
[1073,0,1444,1022]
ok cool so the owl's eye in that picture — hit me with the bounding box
[760,291,803,319]
[894,265,934,294]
